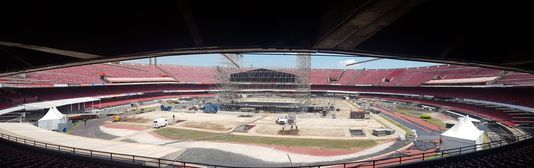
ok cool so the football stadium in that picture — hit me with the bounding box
[1,1,533,168]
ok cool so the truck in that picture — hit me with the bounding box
[153,118,168,128]
[203,103,220,113]
[276,117,289,125]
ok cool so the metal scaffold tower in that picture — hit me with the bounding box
[295,53,311,111]
[214,53,243,104]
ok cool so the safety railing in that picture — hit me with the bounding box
[0,132,531,168]
[0,132,214,168]
[306,133,532,168]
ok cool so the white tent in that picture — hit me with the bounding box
[440,115,484,152]
[50,107,67,123]
[38,107,66,131]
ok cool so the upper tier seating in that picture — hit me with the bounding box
[92,63,166,78]
[309,69,333,85]
[158,65,217,84]
[496,72,534,85]
[0,63,531,87]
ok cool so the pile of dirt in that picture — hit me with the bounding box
[278,129,299,135]
[234,124,256,132]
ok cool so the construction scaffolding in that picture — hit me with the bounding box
[214,53,312,112]
[214,53,243,104]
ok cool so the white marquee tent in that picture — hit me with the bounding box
[38,107,66,131]
[440,115,484,152]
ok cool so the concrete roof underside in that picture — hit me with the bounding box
[1,0,534,76]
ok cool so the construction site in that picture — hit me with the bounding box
[44,54,407,166]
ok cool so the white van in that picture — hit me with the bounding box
[153,118,168,128]
[276,117,288,125]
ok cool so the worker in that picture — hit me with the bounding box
[173,114,175,121]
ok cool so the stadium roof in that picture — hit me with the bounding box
[1,1,534,75]
[0,106,25,116]
[424,76,499,85]
[24,97,100,111]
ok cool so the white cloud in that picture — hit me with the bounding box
[339,59,357,68]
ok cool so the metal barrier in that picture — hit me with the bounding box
[0,133,215,168]
[0,132,531,168]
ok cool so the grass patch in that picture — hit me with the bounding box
[423,118,447,130]
[155,128,376,149]
[379,114,414,137]
[182,121,230,131]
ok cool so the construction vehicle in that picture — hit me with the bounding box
[112,115,122,122]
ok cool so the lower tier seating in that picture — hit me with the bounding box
[0,138,143,168]
[395,137,534,168]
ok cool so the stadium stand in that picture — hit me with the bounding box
[337,69,362,85]
[496,72,534,85]
[309,69,333,85]
[93,63,166,78]
[0,136,144,168]
[394,136,534,168]
[2,63,533,87]
[312,85,534,108]
[370,96,520,127]
[1,63,533,127]
[158,65,218,84]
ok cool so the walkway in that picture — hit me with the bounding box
[0,123,184,159]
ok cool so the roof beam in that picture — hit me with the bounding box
[346,58,382,66]
[0,47,33,67]
[314,0,424,49]
[0,41,102,59]
[177,0,204,47]
[222,54,241,68]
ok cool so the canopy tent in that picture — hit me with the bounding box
[37,107,66,131]
[440,115,484,152]
[24,97,100,111]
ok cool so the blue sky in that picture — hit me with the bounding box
[123,53,441,69]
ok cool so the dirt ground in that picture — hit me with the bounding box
[120,99,400,140]
[125,111,263,132]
